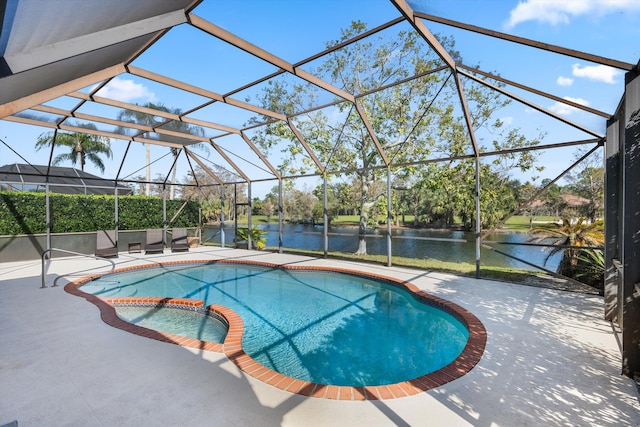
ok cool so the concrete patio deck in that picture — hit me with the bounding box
[1,246,638,426]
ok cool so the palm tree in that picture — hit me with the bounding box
[35,123,112,173]
[575,248,604,292]
[116,103,207,198]
[528,217,604,279]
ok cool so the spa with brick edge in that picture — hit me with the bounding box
[65,260,487,401]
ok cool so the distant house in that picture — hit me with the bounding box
[559,194,590,208]
[0,163,133,195]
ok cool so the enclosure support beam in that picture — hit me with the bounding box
[220,185,226,247]
[621,66,640,378]
[197,193,202,244]
[45,128,56,252]
[240,132,281,179]
[354,100,390,166]
[460,70,604,139]
[114,186,119,249]
[323,174,329,259]
[605,62,640,378]
[391,0,456,70]
[45,182,51,256]
[475,157,481,279]
[458,64,610,118]
[234,184,238,248]
[604,116,620,322]
[415,12,634,71]
[189,13,354,105]
[247,182,252,251]
[0,64,126,119]
[185,149,225,185]
[146,144,151,197]
[288,119,325,172]
[162,186,167,247]
[387,167,393,267]
[278,179,284,254]
[452,69,482,277]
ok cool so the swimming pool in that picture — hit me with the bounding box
[115,305,228,343]
[69,260,486,399]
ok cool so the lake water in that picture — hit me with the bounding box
[203,224,560,272]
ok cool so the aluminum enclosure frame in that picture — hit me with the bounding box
[1,0,638,378]
[604,63,640,378]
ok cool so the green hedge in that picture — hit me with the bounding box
[0,192,199,235]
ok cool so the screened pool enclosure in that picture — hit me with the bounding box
[0,0,638,377]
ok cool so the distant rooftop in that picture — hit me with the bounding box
[0,163,133,195]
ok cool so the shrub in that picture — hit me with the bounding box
[575,249,604,293]
[0,192,47,234]
[0,191,199,235]
[236,226,267,249]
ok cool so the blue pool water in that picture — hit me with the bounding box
[82,263,469,386]
[115,306,228,343]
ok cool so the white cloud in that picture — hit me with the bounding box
[556,76,574,86]
[96,78,157,103]
[571,63,620,84]
[499,116,513,126]
[505,0,640,29]
[549,96,590,115]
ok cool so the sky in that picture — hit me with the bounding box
[1,0,639,197]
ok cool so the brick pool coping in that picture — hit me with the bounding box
[65,259,487,401]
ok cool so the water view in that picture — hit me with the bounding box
[203,224,561,272]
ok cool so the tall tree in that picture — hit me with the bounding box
[565,148,604,222]
[248,21,541,253]
[518,181,544,229]
[129,173,166,196]
[182,165,246,221]
[539,178,565,217]
[35,123,112,173]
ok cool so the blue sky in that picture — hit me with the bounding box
[1,0,639,196]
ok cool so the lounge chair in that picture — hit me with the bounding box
[171,227,189,252]
[95,230,118,258]
[145,229,164,254]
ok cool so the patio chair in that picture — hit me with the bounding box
[95,230,118,258]
[145,229,164,254]
[171,227,189,252]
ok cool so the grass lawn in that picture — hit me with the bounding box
[204,239,530,281]
[202,240,597,293]
[502,215,557,231]
[261,247,548,284]
[237,215,557,231]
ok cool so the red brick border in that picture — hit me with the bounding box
[65,259,487,400]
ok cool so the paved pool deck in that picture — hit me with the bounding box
[1,246,638,426]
